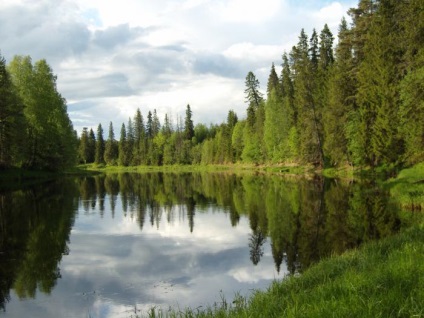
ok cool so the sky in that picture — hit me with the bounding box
[0,0,357,134]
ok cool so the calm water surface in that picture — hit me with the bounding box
[0,172,409,317]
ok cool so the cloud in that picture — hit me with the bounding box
[311,1,352,28]
[0,0,355,135]
[218,0,283,23]
[93,24,139,49]
[60,72,134,100]
[193,52,242,78]
[0,1,91,60]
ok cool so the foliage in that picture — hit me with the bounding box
[386,162,424,210]
[4,55,77,170]
[5,0,423,171]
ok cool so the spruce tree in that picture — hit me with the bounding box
[184,104,194,141]
[324,18,356,166]
[152,109,160,137]
[95,123,105,164]
[243,72,264,163]
[104,121,118,165]
[79,128,89,164]
[266,63,279,100]
[146,111,153,139]
[133,108,145,165]
[292,29,324,166]
[280,53,297,160]
[126,117,134,164]
[118,123,128,166]
[162,113,173,137]
[87,128,96,163]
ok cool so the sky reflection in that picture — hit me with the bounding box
[5,195,280,318]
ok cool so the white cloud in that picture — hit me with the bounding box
[311,1,351,28]
[223,42,285,63]
[218,0,283,23]
[0,0,355,134]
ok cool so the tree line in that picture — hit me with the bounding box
[81,0,423,168]
[2,0,422,171]
[0,54,77,170]
[78,105,198,166]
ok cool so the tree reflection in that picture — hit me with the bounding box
[0,172,409,311]
[249,229,266,265]
[0,179,78,310]
[85,173,404,273]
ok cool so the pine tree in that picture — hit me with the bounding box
[133,108,146,165]
[292,29,324,166]
[104,121,118,165]
[243,72,264,163]
[309,29,319,70]
[152,109,160,137]
[397,0,424,164]
[245,71,264,109]
[231,120,245,162]
[280,53,297,160]
[264,88,287,162]
[226,110,238,162]
[87,128,96,163]
[162,113,173,137]
[266,63,279,100]
[79,128,89,164]
[319,24,335,70]
[118,123,128,166]
[146,111,153,139]
[184,104,194,140]
[324,18,356,166]
[315,24,334,166]
[95,123,105,164]
[264,60,284,162]
[355,0,404,166]
[126,117,134,165]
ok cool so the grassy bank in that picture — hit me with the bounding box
[140,163,424,318]
[385,162,424,211]
[144,223,424,318]
[78,162,321,177]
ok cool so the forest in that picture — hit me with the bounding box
[0,55,77,170]
[1,0,423,171]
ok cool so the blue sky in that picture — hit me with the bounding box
[0,0,357,134]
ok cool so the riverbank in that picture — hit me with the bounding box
[140,162,424,318]
[148,222,422,318]
[2,163,423,317]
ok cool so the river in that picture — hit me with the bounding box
[0,172,411,317]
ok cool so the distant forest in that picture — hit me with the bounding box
[1,0,423,171]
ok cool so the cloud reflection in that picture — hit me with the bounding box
[17,197,277,318]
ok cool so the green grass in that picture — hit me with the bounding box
[322,165,356,179]
[140,163,424,318]
[386,162,424,210]
[142,224,424,318]
[78,163,235,173]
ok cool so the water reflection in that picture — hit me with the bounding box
[0,179,78,312]
[0,173,408,317]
